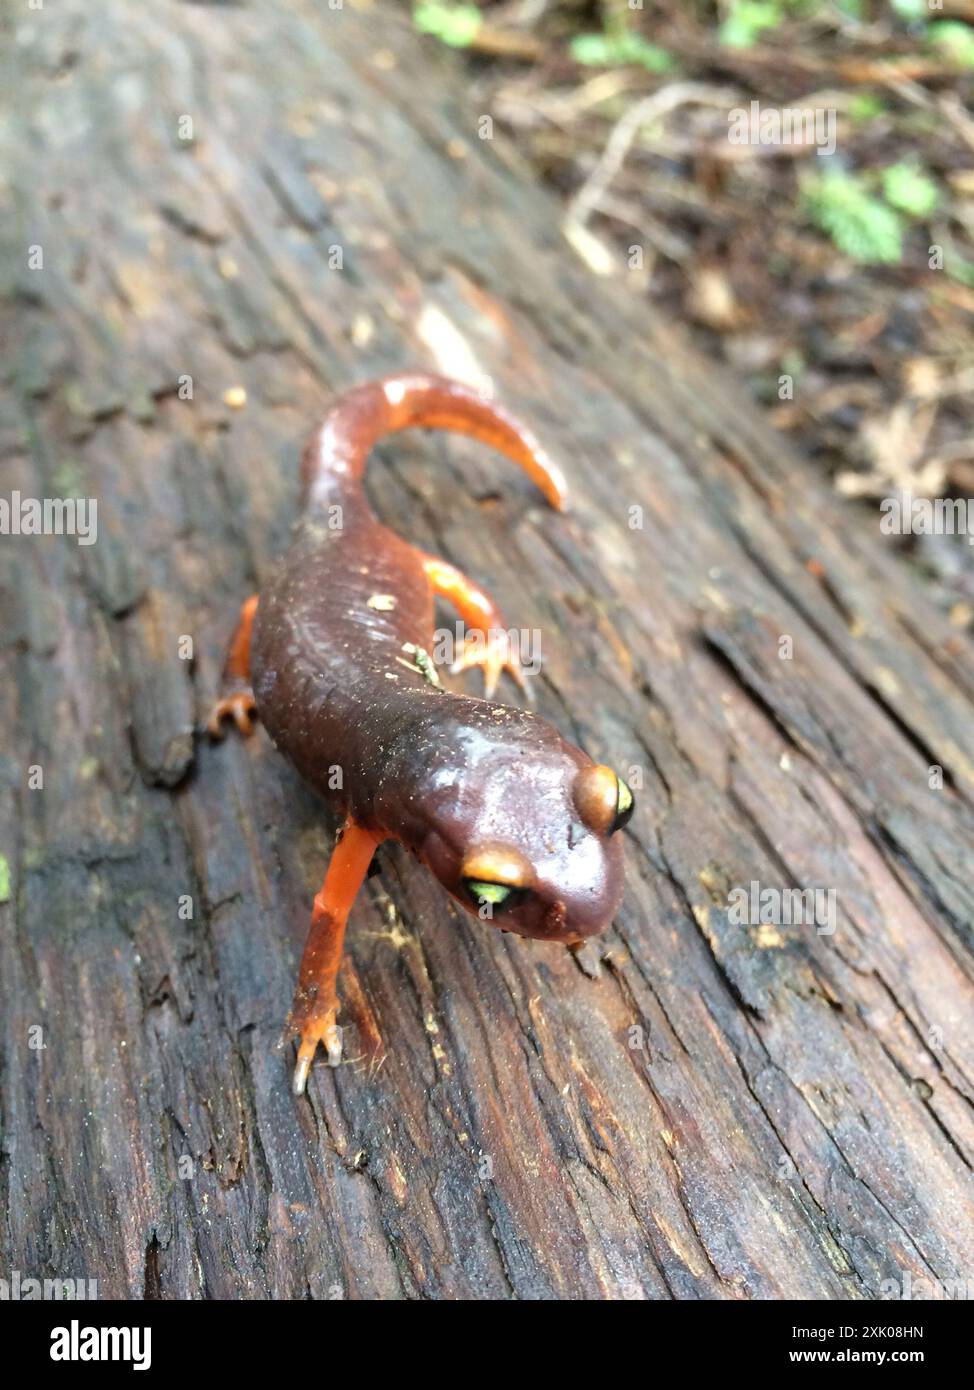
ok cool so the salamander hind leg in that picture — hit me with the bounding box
[284,820,384,1095]
[207,594,259,737]
[421,554,534,701]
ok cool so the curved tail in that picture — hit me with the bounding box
[300,373,568,514]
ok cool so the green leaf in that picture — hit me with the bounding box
[780,349,805,381]
[719,1,783,49]
[413,2,482,49]
[890,0,928,20]
[802,170,903,265]
[0,855,9,904]
[881,162,939,218]
[929,20,974,69]
[570,34,613,65]
[571,31,674,72]
[620,35,675,72]
[848,92,885,122]
[946,255,974,289]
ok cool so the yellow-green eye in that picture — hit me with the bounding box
[465,879,519,913]
[574,763,635,836]
[612,778,634,833]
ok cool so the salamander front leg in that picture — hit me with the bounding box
[207,594,259,737]
[286,819,384,1095]
[420,554,533,700]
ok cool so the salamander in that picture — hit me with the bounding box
[208,373,633,1093]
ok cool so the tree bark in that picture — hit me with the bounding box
[1,0,972,1300]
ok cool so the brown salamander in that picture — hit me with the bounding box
[208,374,633,1093]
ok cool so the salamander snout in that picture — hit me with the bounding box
[445,761,634,944]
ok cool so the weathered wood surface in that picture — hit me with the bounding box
[1,0,973,1301]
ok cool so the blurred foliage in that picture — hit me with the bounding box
[407,0,974,604]
[413,2,482,48]
[881,162,939,219]
[802,171,903,266]
[802,163,940,265]
[719,2,802,50]
[570,30,674,72]
[929,20,974,69]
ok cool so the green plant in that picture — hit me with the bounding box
[719,1,785,48]
[802,169,903,264]
[881,162,939,219]
[413,2,482,49]
[946,256,974,288]
[928,20,974,69]
[847,92,885,123]
[570,30,674,71]
[890,0,928,20]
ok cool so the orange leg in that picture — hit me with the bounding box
[286,819,384,1095]
[421,554,534,700]
[207,594,259,737]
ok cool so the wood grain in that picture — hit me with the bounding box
[1,0,972,1299]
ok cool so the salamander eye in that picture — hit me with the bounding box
[464,879,524,914]
[612,777,635,833]
[460,846,533,916]
[574,763,635,835]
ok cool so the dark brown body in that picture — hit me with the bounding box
[211,374,633,1090]
[250,375,627,942]
[252,509,620,936]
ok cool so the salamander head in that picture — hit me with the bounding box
[414,728,633,945]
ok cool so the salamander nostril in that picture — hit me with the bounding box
[545,900,568,935]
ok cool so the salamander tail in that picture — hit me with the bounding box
[300,373,569,513]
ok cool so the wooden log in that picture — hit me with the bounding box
[1,0,972,1300]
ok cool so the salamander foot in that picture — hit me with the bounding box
[206,689,259,738]
[286,993,343,1096]
[450,631,535,702]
